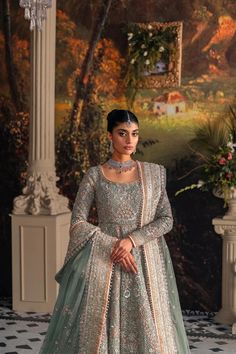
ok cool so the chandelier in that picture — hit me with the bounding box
[19,0,52,31]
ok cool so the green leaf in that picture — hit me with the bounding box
[175,184,199,196]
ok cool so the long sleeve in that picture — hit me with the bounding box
[64,167,117,264]
[129,168,173,248]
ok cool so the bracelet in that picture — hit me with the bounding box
[128,235,136,248]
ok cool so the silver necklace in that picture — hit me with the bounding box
[106,158,136,173]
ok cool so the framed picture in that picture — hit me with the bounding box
[127,21,183,89]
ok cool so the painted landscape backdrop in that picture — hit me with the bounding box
[1,0,236,311]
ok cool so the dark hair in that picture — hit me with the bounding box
[107,109,139,132]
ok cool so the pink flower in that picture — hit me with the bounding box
[228,152,233,160]
[226,172,233,180]
[218,157,227,165]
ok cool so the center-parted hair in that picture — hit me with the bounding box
[107,109,139,133]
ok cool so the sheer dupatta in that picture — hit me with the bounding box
[135,161,190,354]
[56,167,118,352]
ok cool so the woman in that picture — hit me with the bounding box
[39,109,190,354]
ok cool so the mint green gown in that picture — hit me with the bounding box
[39,161,190,354]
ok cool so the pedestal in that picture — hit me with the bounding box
[212,217,236,330]
[11,213,71,312]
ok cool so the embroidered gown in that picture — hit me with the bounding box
[39,161,190,354]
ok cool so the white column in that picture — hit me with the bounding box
[13,0,69,215]
[11,1,71,312]
[212,218,236,331]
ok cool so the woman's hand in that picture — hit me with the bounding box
[118,253,138,274]
[110,238,133,263]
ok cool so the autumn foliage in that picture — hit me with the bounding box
[56,9,124,98]
[0,32,30,97]
[0,9,124,101]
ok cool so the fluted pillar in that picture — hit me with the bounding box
[11,1,71,312]
[213,218,236,331]
[13,0,69,215]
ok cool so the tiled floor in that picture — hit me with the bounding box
[183,310,236,353]
[0,300,236,353]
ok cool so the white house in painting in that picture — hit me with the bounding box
[152,91,186,116]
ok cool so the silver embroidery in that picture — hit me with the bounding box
[54,162,190,354]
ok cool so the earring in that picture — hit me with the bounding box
[110,140,114,153]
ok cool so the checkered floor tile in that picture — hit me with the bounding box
[0,299,236,353]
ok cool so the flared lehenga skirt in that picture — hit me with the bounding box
[39,232,190,353]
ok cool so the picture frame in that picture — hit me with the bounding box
[128,21,183,89]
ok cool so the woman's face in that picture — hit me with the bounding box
[108,121,139,156]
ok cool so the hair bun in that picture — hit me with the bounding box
[107,109,118,120]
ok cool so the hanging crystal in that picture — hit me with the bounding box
[19,0,52,31]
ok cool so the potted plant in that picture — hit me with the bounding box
[176,106,236,218]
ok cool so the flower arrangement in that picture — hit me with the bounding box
[126,22,178,105]
[127,24,174,67]
[176,134,236,205]
[175,105,236,205]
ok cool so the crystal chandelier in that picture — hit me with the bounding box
[19,0,52,31]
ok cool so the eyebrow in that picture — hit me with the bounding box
[117,128,139,132]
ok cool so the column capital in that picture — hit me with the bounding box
[13,171,69,215]
[213,217,236,237]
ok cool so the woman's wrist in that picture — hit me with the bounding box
[127,235,136,248]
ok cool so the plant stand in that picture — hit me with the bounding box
[212,217,236,333]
